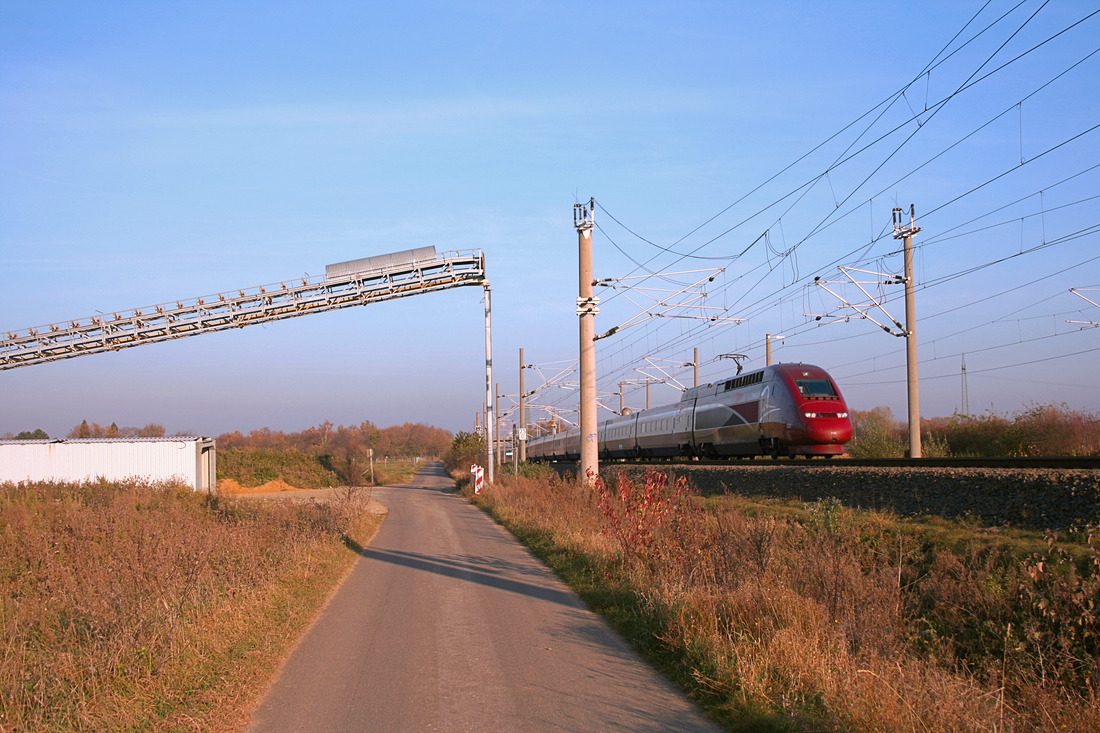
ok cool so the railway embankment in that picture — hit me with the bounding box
[610,464,1100,530]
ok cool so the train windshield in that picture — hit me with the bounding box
[794,378,838,398]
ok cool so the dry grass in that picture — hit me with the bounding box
[0,479,384,732]
[470,468,1100,732]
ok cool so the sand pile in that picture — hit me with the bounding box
[218,478,302,494]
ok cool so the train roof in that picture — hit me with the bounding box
[770,362,832,378]
[679,366,769,401]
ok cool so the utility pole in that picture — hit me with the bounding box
[646,379,650,409]
[619,382,625,414]
[894,205,922,458]
[495,382,501,467]
[518,348,527,462]
[693,347,699,387]
[476,410,483,470]
[961,353,969,416]
[484,283,495,482]
[575,198,599,483]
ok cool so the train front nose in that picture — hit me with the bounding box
[802,412,853,444]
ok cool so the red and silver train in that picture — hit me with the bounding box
[526,363,853,461]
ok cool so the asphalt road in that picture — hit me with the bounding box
[247,462,720,733]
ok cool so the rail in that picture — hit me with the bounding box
[548,456,1100,470]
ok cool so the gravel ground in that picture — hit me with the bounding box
[605,464,1100,530]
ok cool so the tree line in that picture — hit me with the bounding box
[0,421,168,440]
[216,420,452,460]
[847,402,1100,457]
[216,421,453,487]
[3,419,451,458]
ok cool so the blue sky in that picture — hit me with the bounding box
[2,0,1098,438]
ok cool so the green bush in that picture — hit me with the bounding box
[1005,403,1100,456]
[442,431,486,476]
[934,404,1100,457]
[850,403,1100,458]
[516,461,557,480]
[930,411,1012,457]
[217,448,341,489]
[847,407,907,458]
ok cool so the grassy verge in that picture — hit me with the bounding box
[371,460,421,486]
[0,480,384,732]
[217,447,422,491]
[697,492,1073,561]
[217,447,343,490]
[468,467,1100,732]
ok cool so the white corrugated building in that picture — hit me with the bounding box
[0,437,216,492]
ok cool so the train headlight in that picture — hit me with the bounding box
[838,412,849,418]
[803,412,817,418]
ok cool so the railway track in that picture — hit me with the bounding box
[576,456,1100,470]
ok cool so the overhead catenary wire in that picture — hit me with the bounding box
[592,51,1099,371]
[593,212,1098,405]
[605,141,1100,376]
[596,2,1096,282]
[522,3,1100,427]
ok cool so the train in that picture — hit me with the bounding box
[526,363,853,461]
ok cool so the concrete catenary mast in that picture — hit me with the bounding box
[575,199,599,483]
[894,206,923,458]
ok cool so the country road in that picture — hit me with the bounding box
[247,462,720,732]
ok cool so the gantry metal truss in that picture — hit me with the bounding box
[1,249,487,370]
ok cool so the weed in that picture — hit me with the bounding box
[853,403,1100,458]
[471,468,1100,731]
[0,478,378,731]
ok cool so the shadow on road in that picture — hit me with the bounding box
[359,546,581,608]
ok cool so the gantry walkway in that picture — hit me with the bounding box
[1,247,486,370]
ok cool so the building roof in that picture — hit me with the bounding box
[0,436,211,445]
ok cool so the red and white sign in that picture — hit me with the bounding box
[471,464,484,494]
